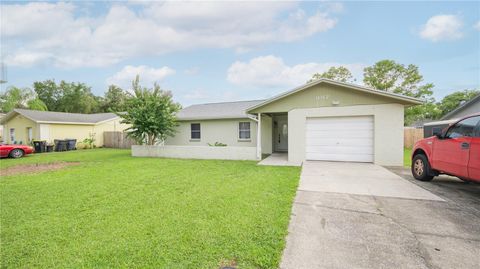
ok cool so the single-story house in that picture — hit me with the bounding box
[423,93,480,137]
[162,79,422,166]
[0,112,5,142]
[0,109,129,147]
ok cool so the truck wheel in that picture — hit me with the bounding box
[9,149,24,158]
[412,154,434,181]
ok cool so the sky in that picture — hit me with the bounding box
[1,0,479,106]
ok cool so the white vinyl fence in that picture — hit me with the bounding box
[131,145,257,160]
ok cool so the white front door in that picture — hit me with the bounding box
[305,116,374,162]
[274,116,288,152]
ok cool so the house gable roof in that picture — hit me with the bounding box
[440,93,480,120]
[0,109,119,125]
[177,100,264,121]
[246,78,423,113]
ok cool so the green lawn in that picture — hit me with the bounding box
[0,149,300,268]
[404,148,412,168]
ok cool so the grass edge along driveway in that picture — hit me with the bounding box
[0,149,300,269]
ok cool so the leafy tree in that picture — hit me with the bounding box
[363,60,434,99]
[101,85,129,112]
[0,86,47,112]
[437,89,479,117]
[56,81,99,113]
[309,66,355,83]
[27,98,48,111]
[33,80,100,113]
[119,76,181,145]
[33,80,61,111]
[363,60,436,125]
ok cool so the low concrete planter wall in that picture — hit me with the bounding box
[132,145,258,161]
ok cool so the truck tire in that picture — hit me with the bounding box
[412,154,434,181]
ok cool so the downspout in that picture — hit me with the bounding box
[256,113,262,160]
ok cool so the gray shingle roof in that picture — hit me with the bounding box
[440,93,480,120]
[177,100,264,120]
[9,109,119,124]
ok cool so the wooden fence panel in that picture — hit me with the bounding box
[404,127,424,149]
[104,132,136,149]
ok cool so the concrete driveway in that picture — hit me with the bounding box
[280,161,480,269]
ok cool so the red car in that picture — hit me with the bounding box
[0,144,35,158]
[412,113,480,182]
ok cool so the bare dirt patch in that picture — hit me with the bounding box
[0,162,81,177]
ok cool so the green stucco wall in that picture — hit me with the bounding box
[165,118,258,148]
[249,84,402,114]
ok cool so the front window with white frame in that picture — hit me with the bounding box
[191,123,201,140]
[239,122,251,140]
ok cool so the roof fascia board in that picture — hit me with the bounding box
[177,116,253,121]
[247,79,423,112]
[94,116,120,125]
[37,121,96,125]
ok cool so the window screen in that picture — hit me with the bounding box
[191,123,201,139]
[239,122,251,139]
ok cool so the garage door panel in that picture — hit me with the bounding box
[307,117,373,123]
[307,144,373,153]
[306,116,374,163]
[306,138,374,147]
[305,152,373,162]
[306,122,373,131]
[306,130,373,139]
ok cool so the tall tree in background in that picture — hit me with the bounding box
[437,89,479,117]
[101,85,129,112]
[56,81,99,113]
[119,76,181,145]
[33,80,100,113]
[309,66,355,83]
[33,80,61,111]
[363,60,437,125]
[0,86,47,112]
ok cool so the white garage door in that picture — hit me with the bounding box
[306,116,374,162]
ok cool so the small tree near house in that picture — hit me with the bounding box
[118,76,181,145]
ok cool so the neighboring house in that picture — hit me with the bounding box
[0,113,5,142]
[423,94,480,137]
[0,109,129,146]
[165,79,422,166]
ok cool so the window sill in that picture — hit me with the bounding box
[238,139,251,142]
[190,139,201,142]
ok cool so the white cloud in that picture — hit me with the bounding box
[227,55,365,88]
[419,14,464,42]
[475,20,480,31]
[106,65,176,89]
[4,2,339,68]
[184,67,199,75]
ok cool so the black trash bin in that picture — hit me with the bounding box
[54,139,67,152]
[65,139,77,150]
[46,145,54,152]
[33,140,47,153]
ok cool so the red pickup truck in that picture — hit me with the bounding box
[412,113,479,182]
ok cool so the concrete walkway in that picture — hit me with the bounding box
[280,161,462,269]
[258,153,300,166]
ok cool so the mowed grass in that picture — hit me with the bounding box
[0,149,300,268]
[404,148,412,168]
